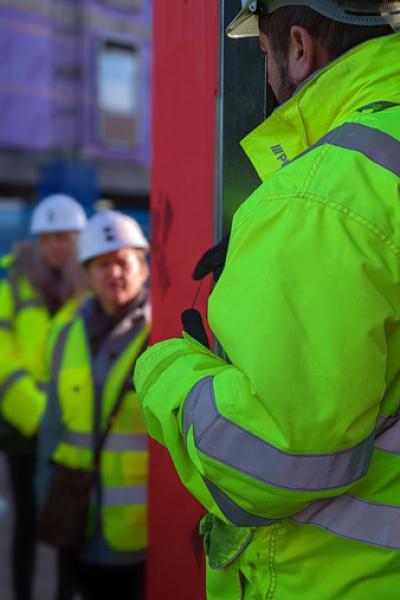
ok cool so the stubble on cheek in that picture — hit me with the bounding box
[275,58,297,104]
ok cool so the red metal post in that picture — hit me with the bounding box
[147,2,219,599]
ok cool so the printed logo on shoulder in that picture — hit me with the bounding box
[271,144,290,167]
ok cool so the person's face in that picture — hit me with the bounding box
[38,232,76,269]
[85,247,148,315]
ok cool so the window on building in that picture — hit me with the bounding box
[97,41,139,146]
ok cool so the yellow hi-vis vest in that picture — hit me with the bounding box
[0,264,50,435]
[0,258,83,436]
[52,315,149,553]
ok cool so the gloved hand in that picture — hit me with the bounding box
[181,234,230,347]
[181,308,210,348]
[192,234,230,283]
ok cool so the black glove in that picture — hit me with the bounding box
[181,235,230,347]
[181,308,210,348]
[192,234,230,283]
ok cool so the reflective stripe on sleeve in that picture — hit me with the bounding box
[292,494,400,551]
[297,122,400,177]
[0,369,28,399]
[375,417,400,455]
[0,320,12,330]
[204,478,277,527]
[376,413,400,433]
[182,377,374,492]
[63,431,148,452]
[102,485,147,507]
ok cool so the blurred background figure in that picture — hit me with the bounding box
[0,1,152,598]
[0,194,87,600]
[38,211,150,600]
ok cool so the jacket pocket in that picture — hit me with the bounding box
[200,513,255,570]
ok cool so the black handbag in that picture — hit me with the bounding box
[38,389,125,551]
[37,463,94,550]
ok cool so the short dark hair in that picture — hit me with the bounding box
[259,2,394,64]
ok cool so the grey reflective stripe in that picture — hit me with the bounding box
[298,122,400,177]
[292,494,400,551]
[64,431,148,452]
[63,431,92,448]
[102,485,147,507]
[205,479,277,527]
[105,433,148,452]
[375,417,400,455]
[183,377,374,492]
[182,377,215,443]
[18,299,43,310]
[51,322,74,378]
[0,369,27,399]
[0,320,12,330]
[376,414,400,434]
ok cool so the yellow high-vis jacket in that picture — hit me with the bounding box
[43,296,149,557]
[134,34,400,599]
[0,244,83,436]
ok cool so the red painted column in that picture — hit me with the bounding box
[147,2,219,599]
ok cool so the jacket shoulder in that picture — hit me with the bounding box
[237,107,400,251]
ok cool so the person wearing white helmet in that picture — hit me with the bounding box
[37,211,150,600]
[0,193,87,600]
[30,193,87,273]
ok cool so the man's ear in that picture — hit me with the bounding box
[287,25,329,86]
[137,253,149,283]
[141,261,149,283]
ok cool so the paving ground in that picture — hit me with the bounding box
[0,453,58,600]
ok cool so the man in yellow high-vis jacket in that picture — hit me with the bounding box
[134,2,400,599]
[0,194,86,600]
[38,211,150,600]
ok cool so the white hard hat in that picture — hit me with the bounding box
[78,210,149,263]
[30,194,87,234]
[227,0,400,38]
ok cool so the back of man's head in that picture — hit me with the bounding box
[260,1,395,66]
[258,1,397,102]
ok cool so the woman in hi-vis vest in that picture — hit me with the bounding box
[37,211,150,600]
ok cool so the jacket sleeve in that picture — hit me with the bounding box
[134,192,396,526]
[0,278,45,436]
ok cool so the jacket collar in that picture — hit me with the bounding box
[81,289,149,339]
[241,33,400,182]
